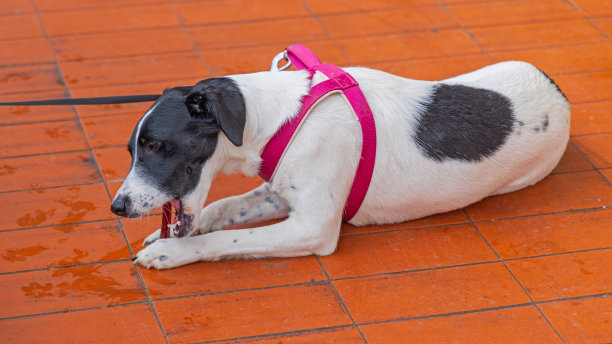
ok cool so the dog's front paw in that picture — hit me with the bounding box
[142,229,162,246]
[133,239,200,269]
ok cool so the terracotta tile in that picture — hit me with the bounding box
[0,220,130,273]
[0,184,114,230]
[366,54,493,81]
[555,70,612,103]
[0,91,76,125]
[446,0,581,28]
[341,210,468,235]
[0,120,88,158]
[477,208,612,259]
[121,216,164,251]
[139,256,326,299]
[0,0,35,15]
[0,13,45,40]
[59,53,208,89]
[490,42,612,75]
[107,181,122,198]
[70,79,190,118]
[551,143,592,174]
[190,17,326,50]
[595,17,612,37]
[51,27,193,62]
[206,173,264,205]
[320,6,456,39]
[0,304,165,344]
[601,168,612,184]
[173,0,308,26]
[540,296,612,344]
[155,284,352,343]
[0,64,65,95]
[200,40,348,76]
[469,19,606,52]
[334,263,530,323]
[361,306,562,344]
[35,0,165,12]
[305,0,436,15]
[0,151,101,192]
[82,113,141,148]
[0,37,56,66]
[465,171,612,221]
[506,249,612,301]
[39,4,180,37]
[215,327,365,344]
[570,101,612,136]
[321,224,496,278]
[571,0,612,17]
[94,146,131,182]
[336,29,481,64]
[0,261,146,318]
[572,133,612,168]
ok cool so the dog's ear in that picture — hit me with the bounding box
[187,78,246,146]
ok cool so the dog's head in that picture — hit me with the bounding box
[110,77,245,237]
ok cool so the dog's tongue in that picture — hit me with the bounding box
[160,199,181,239]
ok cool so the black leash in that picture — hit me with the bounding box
[0,94,161,106]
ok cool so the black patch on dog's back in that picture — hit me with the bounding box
[414,84,514,162]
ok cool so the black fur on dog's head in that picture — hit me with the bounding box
[111,77,245,237]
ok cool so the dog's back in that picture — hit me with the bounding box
[342,62,570,225]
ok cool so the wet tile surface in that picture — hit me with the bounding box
[1,1,610,343]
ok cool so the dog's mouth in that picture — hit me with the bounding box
[166,198,193,238]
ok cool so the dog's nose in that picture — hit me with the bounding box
[110,195,131,217]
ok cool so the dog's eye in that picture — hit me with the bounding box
[149,142,160,151]
[186,167,193,175]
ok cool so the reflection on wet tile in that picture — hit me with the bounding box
[0,184,113,230]
[0,261,146,318]
[0,220,130,273]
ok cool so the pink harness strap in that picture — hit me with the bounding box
[259,44,377,221]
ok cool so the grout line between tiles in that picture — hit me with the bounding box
[464,210,568,344]
[342,204,612,238]
[0,258,133,276]
[357,302,533,327]
[435,0,495,63]
[0,301,150,322]
[569,141,612,186]
[0,180,107,195]
[535,292,612,304]
[193,324,358,344]
[0,213,160,233]
[565,0,612,40]
[314,255,369,344]
[30,2,170,342]
[165,0,213,76]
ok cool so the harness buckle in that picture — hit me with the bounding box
[270,51,292,72]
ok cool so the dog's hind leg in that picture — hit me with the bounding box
[195,182,291,234]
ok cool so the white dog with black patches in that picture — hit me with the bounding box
[111,61,570,269]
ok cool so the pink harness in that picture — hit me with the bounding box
[259,44,377,221]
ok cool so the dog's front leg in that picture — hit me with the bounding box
[134,216,340,269]
[133,186,344,269]
[142,183,289,246]
[195,182,290,234]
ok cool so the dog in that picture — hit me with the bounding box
[110,61,570,269]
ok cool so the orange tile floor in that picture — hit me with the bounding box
[0,0,611,343]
